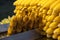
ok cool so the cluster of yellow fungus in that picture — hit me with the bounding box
[7,0,60,40]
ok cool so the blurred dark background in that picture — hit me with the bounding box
[0,0,16,21]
